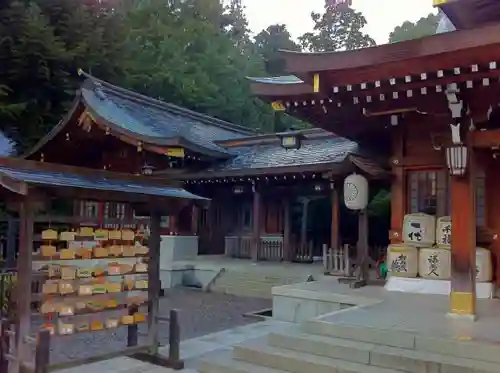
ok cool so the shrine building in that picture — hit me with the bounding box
[8,70,388,290]
[249,1,500,318]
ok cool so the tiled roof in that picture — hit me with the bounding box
[210,136,359,172]
[246,75,304,84]
[80,75,254,156]
[0,132,14,156]
[0,166,207,200]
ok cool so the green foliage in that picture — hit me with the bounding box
[0,0,377,149]
[299,5,375,52]
[389,13,440,43]
[254,24,301,76]
[368,189,391,218]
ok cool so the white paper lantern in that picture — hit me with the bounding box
[344,173,368,210]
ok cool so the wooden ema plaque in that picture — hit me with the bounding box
[38,228,149,337]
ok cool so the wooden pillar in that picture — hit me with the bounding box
[147,209,161,354]
[390,126,406,243]
[283,199,292,261]
[169,215,177,235]
[330,185,340,249]
[300,198,310,249]
[449,153,476,319]
[191,204,198,236]
[353,209,369,287]
[252,185,261,261]
[15,197,34,372]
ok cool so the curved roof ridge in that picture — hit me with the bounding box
[78,69,256,136]
[246,75,304,85]
[215,128,334,147]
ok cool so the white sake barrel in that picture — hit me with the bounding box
[418,248,451,279]
[387,244,418,278]
[476,247,492,283]
[403,213,436,247]
[435,216,451,249]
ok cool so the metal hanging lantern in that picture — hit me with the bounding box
[445,145,468,176]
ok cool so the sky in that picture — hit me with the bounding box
[242,0,436,45]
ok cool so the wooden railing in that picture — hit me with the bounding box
[292,241,314,262]
[258,236,283,261]
[323,244,386,277]
[224,236,252,259]
[323,244,352,276]
[224,235,285,261]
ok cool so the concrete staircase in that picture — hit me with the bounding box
[208,269,315,299]
[198,318,499,373]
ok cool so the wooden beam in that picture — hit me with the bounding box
[391,153,446,168]
[470,129,500,148]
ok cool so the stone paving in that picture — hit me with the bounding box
[42,288,271,364]
[55,319,292,373]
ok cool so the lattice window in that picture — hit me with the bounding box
[476,169,486,227]
[407,169,486,226]
[104,202,127,220]
[79,201,99,218]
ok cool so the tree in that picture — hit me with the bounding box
[254,24,301,76]
[120,0,276,131]
[225,0,252,51]
[299,2,375,52]
[389,13,440,43]
[0,1,73,150]
[0,0,128,152]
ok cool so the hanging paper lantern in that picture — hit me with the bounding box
[344,173,368,210]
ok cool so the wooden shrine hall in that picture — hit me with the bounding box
[249,8,500,317]
[14,70,388,267]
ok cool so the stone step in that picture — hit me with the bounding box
[268,328,497,373]
[233,339,405,373]
[215,273,304,285]
[198,350,288,373]
[303,319,500,363]
[211,284,272,299]
[214,280,291,293]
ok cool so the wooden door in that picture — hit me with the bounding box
[198,202,229,255]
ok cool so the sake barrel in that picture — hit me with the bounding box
[435,216,451,249]
[418,248,451,279]
[387,244,418,278]
[476,247,492,283]
[403,213,436,247]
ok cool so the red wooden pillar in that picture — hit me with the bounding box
[450,149,476,319]
[390,127,406,244]
[252,185,261,261]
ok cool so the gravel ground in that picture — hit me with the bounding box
[39,288,271,364]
